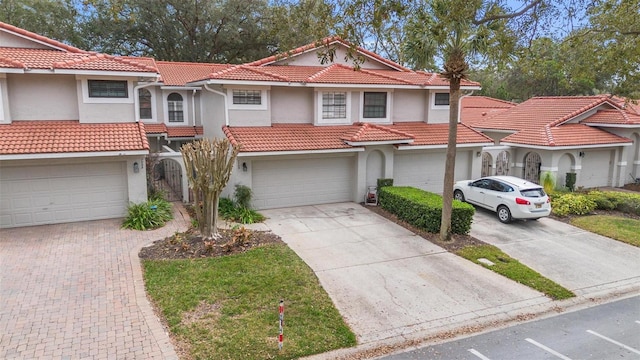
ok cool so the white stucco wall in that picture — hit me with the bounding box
[0,31,50,49]
[200,89,227,140]
[76,76,137,123]
[393,89,425,122]
[426,90,451,124]
[0,76,9,123]
[7,74,79,120]
[271,87,313,123]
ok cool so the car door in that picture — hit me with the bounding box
[465,179,489,206]
[482,179,508,211]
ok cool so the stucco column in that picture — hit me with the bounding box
[355,151,368,203]
[127,156,148,203]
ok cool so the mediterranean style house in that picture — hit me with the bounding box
[1,22,638,227]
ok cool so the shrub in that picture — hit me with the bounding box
[541,171,555,193]
[218,197,236,218]
[379,186,474,234]
[377,178,394,189]
[218,194,265,224]
[565,172,577,192]
[234,184,253,208]
[122,198,173,230]
[585,191,640,215]
[586,191,618,210]
[551,193,596,217]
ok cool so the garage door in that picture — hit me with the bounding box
[394,151,473,193]
[0,162,128,228]
[580,150,612,188]
[251,156,355,209]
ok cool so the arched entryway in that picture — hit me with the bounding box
[495,151,510,176]
[523,152,542,184]
[366,150,385,187]
[150,158,183,201]
[481,152,493,177]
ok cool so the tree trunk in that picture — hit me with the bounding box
[439,78,461,241]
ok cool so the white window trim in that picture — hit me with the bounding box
[226,86,268,110]
[316,90,351,125]
[359,90,392,123]
[137,87,157,122]
[163,90,189,125]
[79,76,134,104]
[431,91,450,109]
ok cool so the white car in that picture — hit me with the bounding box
[453,176,551,223]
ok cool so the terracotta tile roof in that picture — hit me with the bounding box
[157,61,231,85]
[223,122,491,153]
[142,123,203,137]
[0,47,158,72]
[390,122,494,146]
[0,21,86,53]
[461,96,516,125]
[0,121,149,155]
[340,123,414,142]
[581,108,640,125]
[473,95,616,131]
[501,124,631,147]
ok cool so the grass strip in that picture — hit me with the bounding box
[456,244,575,300]
[142,244,356,360]
[570,215,640,247]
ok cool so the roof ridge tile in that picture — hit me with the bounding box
[358,67,414,85]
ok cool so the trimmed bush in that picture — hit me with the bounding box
[377,178,394,189]
[565,172,577,192]
[586,191,618,210]
[584,190,640,215]
[122,198,173,230]
[378,186,475,234]
[551,193,596,216]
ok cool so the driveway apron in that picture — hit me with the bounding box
[470,208,640,296]
[260,203,548,344]
[0,205,190,359]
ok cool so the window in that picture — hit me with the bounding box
[434,92,450,106]
[88,80,127,98]
[167,93,184,122]
[322,92,347,119]
[233,90,262,105]
[139,89,152,119]
[363,92,387,118]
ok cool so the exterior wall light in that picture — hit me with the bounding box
[579,151,585,158]
[242,162,248,172]
[133,162,140,173]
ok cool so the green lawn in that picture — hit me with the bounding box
[142,244,356,360]
[456,245,575,300]
[570,215,640,247]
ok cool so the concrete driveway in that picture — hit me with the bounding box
[260,203,549,344]
[470,208,640,297]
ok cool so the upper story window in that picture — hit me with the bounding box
[363,92,387,118]
[139,89,152,119]
[323,92,347,119]
[434,92,450,106]
[167,92,184,122]
[233,90,262,105]
[88,80,128,98]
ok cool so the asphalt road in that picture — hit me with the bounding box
[380,295,640,360]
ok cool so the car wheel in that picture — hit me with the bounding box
[454,190,465,202]
[497,205,512,223]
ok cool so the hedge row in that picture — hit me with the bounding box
[378,186,475,234]
[550,190,640,216]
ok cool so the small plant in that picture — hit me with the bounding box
[565,172,577,192]
[541,171,555,194]
[122,199,173,230]
[203,240,215,252]
[234,184,253,208]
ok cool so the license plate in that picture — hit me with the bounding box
[535,203,542,209]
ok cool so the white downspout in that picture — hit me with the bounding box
[204,84,229,126]
[192,89,197,126]
[457,90,474,123]
[133,76,160,122]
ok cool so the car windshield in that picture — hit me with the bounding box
[520,188,546,198]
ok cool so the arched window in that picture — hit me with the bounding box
[139,89,152,119]
[167,93,184,122]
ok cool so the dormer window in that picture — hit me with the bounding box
[434,92,450,106]
[138,89,152,119]
[167,93,184,122]
[323,92,347,119]
[88,80,128,98]
[233,90,262,105]
[361,92,390,123]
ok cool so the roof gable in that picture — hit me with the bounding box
[247,37,410,72]
[0,21,85,53]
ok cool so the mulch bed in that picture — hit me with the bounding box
[139,227,283,260]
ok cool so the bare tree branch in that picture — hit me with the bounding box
[473,0,542,25]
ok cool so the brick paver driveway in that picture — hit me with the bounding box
[0,206,190,359]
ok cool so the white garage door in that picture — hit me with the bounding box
[1,162,128,228]
[580,150,612,188]
[252,156,354,209]
[394,151,473,193]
